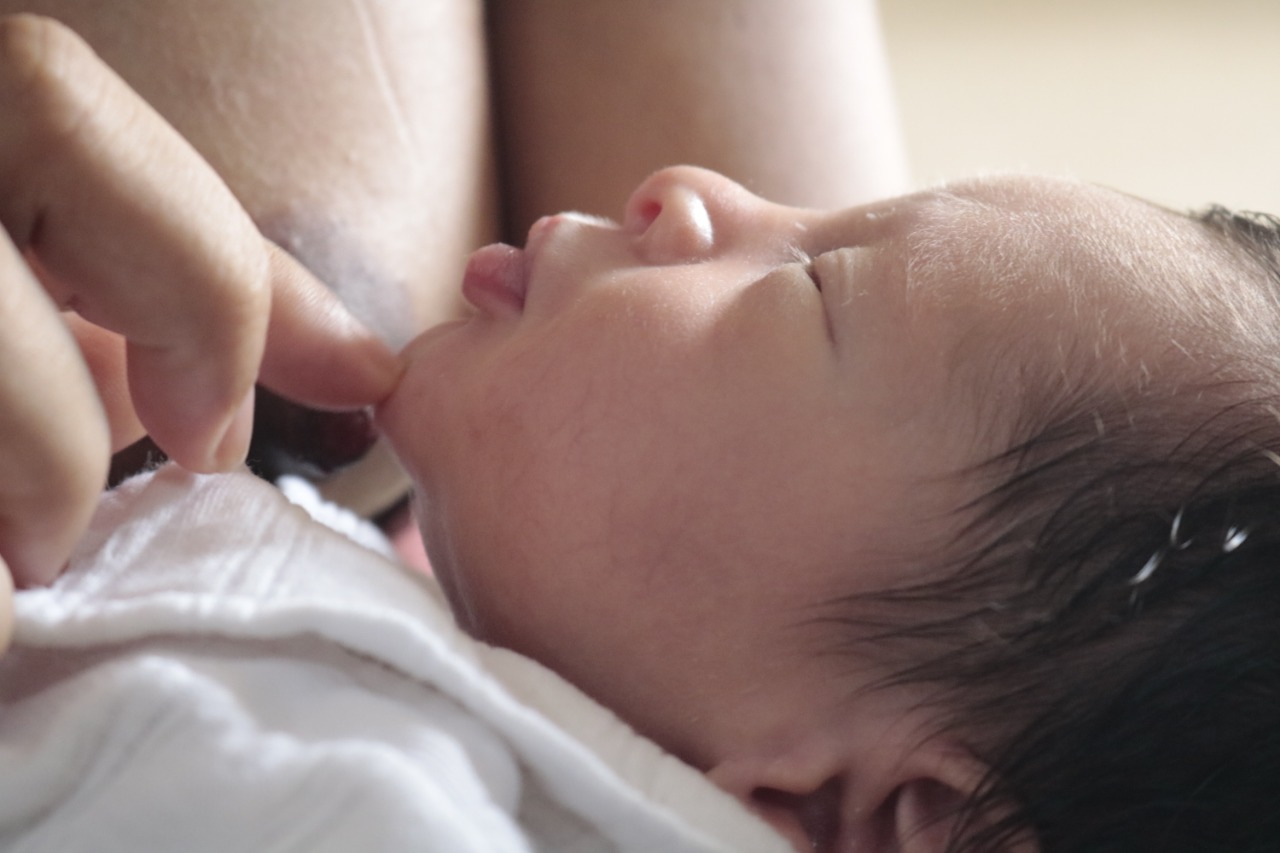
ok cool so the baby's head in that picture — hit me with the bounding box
[377,167,1280,852]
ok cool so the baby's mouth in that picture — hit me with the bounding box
[461,243,528,315]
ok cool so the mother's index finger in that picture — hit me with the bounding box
[0,15,283,469]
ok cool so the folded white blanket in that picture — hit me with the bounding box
[0,466,788,853]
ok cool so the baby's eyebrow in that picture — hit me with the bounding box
[899,189,1016,296]
[919,185,1004,220]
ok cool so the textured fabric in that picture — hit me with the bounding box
[0,466,788,853]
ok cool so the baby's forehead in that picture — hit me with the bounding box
[914,174,1181,246]
[889,175,1265,449]
[927,173,1125,216]
[901,176,1228,321]
[909,176,1149,269]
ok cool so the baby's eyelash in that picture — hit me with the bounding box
[787,246,821,291]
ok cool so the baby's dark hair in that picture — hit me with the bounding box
[840,207,1280,852]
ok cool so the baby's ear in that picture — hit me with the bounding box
[708,731,1035,852]
[889,774,986,853]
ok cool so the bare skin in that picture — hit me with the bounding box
[381,166,1231,851]
[0,2,908,665]
[0,0,498,517]
[488,0,908,232]
[0,15,400,609]
[0,0,908,581]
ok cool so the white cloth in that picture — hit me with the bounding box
[0,466,789,853]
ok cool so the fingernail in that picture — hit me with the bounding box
[210,389,255,470]
[363,335,407,392]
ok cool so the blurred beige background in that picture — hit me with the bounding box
[880,0,1280,213]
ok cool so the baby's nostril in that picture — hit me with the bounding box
[636,200,662,232]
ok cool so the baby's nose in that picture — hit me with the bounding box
[623,166,746,264]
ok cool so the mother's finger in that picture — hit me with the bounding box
[0,14,274,471]
[257,241,405,410]
[61,312,143,452]
[0,230,108,587]
[0,16,399,477]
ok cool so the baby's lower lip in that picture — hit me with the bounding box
[462,243,527,315]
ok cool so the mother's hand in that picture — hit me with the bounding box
[0,14,401,638]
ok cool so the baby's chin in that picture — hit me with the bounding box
[371,320,471,482]
[400,491,482,633]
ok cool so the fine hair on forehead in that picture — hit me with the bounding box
[906,176,1280,353]
[823,200,1280,852]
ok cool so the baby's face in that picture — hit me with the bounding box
[377,167,1236,759]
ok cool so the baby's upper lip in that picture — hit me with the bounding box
[455,215,566,318]
[520,212,623,312]
[519,215,565,308]
[524,215,559,265]
[526,211,618,259]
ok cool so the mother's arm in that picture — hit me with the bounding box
[488,0,909,236]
